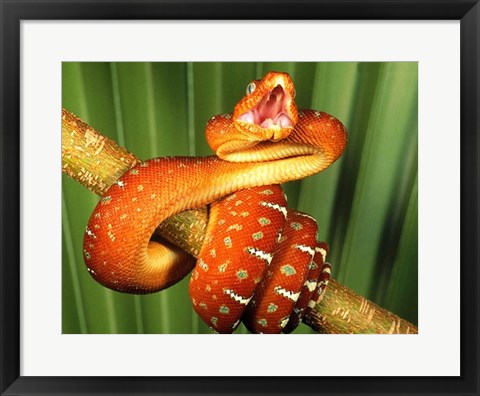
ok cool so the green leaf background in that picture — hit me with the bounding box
[62,62,418,334]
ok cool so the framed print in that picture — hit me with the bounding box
[1,1,479,395]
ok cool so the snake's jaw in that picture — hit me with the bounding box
[232,72,298,143]
[234,121,294,143]
[207,72,347,167]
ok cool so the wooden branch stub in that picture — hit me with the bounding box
[62,109,139,196]
[304,279,417,334]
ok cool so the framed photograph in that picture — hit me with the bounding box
[1,1,478,395]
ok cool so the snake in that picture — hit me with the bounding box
[83,71,347,334]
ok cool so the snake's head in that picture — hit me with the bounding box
[232,71,298,142]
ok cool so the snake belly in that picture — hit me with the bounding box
[82,72,347,333]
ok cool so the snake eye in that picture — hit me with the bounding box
[246,82,256,95]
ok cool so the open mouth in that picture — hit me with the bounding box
[237,85,293,129]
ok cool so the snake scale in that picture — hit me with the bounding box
[83,72,347,333]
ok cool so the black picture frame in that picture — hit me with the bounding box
[1,1,478,395]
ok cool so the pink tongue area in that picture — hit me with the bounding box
[238,85,293,128]
[257,85,285,121]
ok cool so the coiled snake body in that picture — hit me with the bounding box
[83,72,347,333]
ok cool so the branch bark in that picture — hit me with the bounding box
[62,108,418,334]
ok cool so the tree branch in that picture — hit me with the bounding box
[62,108,418,334]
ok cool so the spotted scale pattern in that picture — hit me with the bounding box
[242,211,318,334]
[282,242,329,333]
[189,185,287,333]
[307,261,332,311]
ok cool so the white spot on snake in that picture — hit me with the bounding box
[236,269,248,279]
[274,286,300,302]
[297,212,316,222]
[279,316,290,328]
[115,180,125,188]
[308,300,317,309]
[252,231,263,240]
[280,264,296,276]
[198,258,209,272]
[258,217,271,226]
[315,247,327,263]
[259,189,274,195]
[257,318,268,327]
[223,289,252,305]
[260,201,287,219]
[293,244,315,257]
[218,304,230,315]
[245,247,273,265]
[85,227,96,239]
[276,229,283,243]
[108,231,116,242]
[224,236,232,248]
[226,224,242,232]
[267,303,278,313]
[290,222,303,230]
[218,262,228,272]
[304,280,317,292]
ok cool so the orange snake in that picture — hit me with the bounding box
[83,72,347,333]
